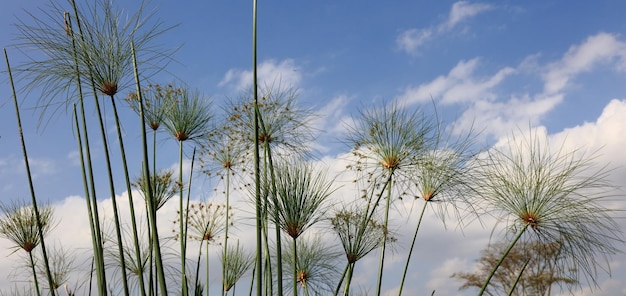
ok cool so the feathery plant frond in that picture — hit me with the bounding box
[185,202,230,243]
[0,201,55,254]
[225,85,318,159]
[163,86,214,143]
[345,101,435,294]
[331,204,392,296]
[330,206,389,265]
[36,244,75,291]
[13,0,174,122]
[398,121,480,295]
[476,128,623,293]
[221,242,255,293]
[278,236,342,295]
[345,101,434,195]
[268,159,335,239]
[125,83,180,131]
[133,169,177,211]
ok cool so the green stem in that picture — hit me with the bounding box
[258,115,282,296]
[507,257,530,296]
[293,238,298,296]
[110,95,147,296]
[478,224,528,296]
[179,140,189,296]
[29,251,41,296]
[64,11,107,293]
[375,169,394,296]
[92,87,130,296]
[398,199,428,295]
[222,170,231,296]
[73,106,100,295]
[252,0,262,295]
[4,48,56,296]
[132,41,168,296]
[333,263,349,296]
[206,242,210,296]
[342,262,355,296]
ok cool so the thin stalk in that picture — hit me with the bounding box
[333,263,349,296]
[193,239,205,296]
[73,104,100,295]
[222,171,231,296]
[292,238,298,296]
[252,0,262,295]
[507,257,530,296]
[258,112,282,296]
[398,200,428,295]
[92,84,130,296]
[179,140,189,296]
[206,242,210,296]
[375,169,394,296]
[68,3,130,293]
[4,48,56,296]
[73,106,101,295]
[29,252,41,296]
[65,11,107,294]
[342,263,355,296]
[109,94,147,296]
[132,41,168,296]
[478,224,529,296]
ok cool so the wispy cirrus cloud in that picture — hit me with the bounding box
[543,32,626,95]
[397,1,493,55]
[397,33,626,139]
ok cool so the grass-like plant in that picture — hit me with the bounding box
[5,49,57,296]
[345,101,434,295]
[36,244,75,292]
[186,202,230,295]
[331,205,390,296]
[397,122,479,295]
[266,159,335,296]
[278,236,341,296]
[163,86,213,296]
[220,241,255,294]
[475,129,623,295]
[0,201,55,296]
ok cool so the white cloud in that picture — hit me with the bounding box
[397,1,492,54]
[218,59,302,92]
[396,28,433,54]
[1,99,625,294]
[445,1,493,30]
[543,33,626,94]
[397,58,515,106]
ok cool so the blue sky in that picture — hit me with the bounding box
[1,1,626,295]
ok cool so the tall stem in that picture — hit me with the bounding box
[292,238,298,296]
[222,170,231,296]
[333,262,349,296]
[375,170,394,296]
[92,89,130,296]
[179,141,189,296]
[507,257,530,296]
[29,251,41,296]
[252,1,262,295]
[132,41,168,296]
[398,199,428,295]
[110,95,147,296]
[342,263,355,296]
[478,224,528,296]
[5,48,56,296]
[64,10,107,293]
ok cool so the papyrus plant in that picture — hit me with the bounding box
[344,101,434,295]
[475,129,623,295]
